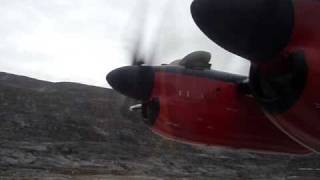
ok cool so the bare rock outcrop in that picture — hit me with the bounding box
[0,72,319,179]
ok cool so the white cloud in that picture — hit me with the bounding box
[0,0,249,87]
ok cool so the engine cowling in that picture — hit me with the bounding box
[249,49,320,152]
[249,0,320,152]
[191,0,320,152]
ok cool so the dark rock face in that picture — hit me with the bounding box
[0,72,319,179]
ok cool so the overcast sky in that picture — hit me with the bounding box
[0,0,249,87]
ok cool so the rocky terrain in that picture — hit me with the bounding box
[0,72,320,180]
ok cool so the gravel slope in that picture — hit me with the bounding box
[0,72,319,180]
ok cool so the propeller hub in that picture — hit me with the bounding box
[106,66,154,100]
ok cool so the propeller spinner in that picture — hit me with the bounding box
[106,66,154,101]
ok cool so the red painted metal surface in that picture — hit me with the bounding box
[267,0,320,152]
[150,71,310,154]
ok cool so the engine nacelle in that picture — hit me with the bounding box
[146,66,310,154]
[249,0,320,152]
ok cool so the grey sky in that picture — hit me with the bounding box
[0,0,249,87]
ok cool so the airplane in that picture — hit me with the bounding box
[106,0,320,155]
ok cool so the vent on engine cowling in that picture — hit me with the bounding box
[142,98,160,126]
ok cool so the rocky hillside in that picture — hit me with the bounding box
[0,72,319,180]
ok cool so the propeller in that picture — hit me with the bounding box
[129,12,147,66]
[129,28,158,67]
[107,0,169,119]
[125,0,166,67]
[190,0,294,62]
